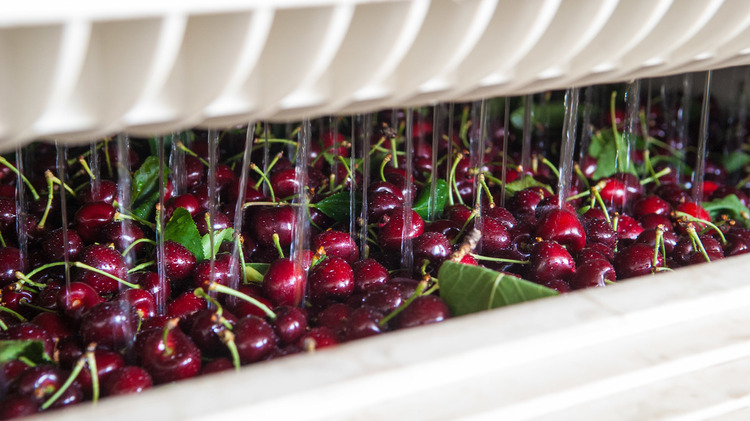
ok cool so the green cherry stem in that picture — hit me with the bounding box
[450,209,478,246]
[219,330,241,371]
[379,154,392,182]
[38,171,56,229]
[176,141,209,167]
[0,156,39,201]
[573,163,590,189]
[673,211,726,244]
[114,211,155,230]
[449,153,465,206]
[193,288,224,318]
[378,280,428,327]
[640,167,671,186]
[540,157,560,179]
[127,261,155,273]
[0,305,26,322]
[653,226,664,268]
[478,174,494,208]
[591,184,612,224]
[78,156,96,181]
[85,344,100,404]
[122,238,157,257]
[73,262,140,289]
[272,233,285,259]
[208,282,277,320]
[686,224,711,262]
[469,254,530,264]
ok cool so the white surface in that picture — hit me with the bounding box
[1,0,750,148]
[25,254,750,421]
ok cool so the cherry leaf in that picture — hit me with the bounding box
[503,177,553,196]
[314,192,361,222]
[244,263,270,284]
[201,228,235,261]
[412,180,448,221]
[0,340,51,364]
[164,208,204,261]
[438,261,558,317]
[702,194,750,226]
[131,156,169,220]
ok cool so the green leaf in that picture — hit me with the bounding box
[503,177,553,196]
[0,340,51,364]
[413,180,449,221]
[314,192,361,222]
[164,208,204,261]
[703,194,750,226]
[244,263,270,284]
[510,102,568,130]
[202,228,235,261]
[438,261,558,316]
[723,151,750,173]
[131,156,169,220]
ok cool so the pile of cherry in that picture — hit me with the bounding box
[0,89,748,420]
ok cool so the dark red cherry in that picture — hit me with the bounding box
[424,219,461,241]
[262,258,305,307]
[41,228,83,262]
[614,243,663,279]
[233,316,278,363]
[76,349,125,398]
[316,303,350,334]
[510,187,550,222]
[395,296,450,329]
[312,230,359,264]
[201,358,234,376]
[0,394,38,419]
[188,309,238,357]
[472,217,511,255]
[711,186,749,207]
[194,211,231,236]
[635,229,678,254]
[309,257,354,304]
[225,286,274,319]
[75,244,127,295]
[535,209,586,254]
[0,247,27,287]
[140,323,201,384]
[632,196,671,218]
[413,232,452,270]
[569,259,616,290]
[164,194,201,220]
[367,191,402,223]
[78,180,118,205]
[30,313,71,344]
[79,301,138,351]
[528,241,575,283]
[616,214,644,243]
[116,288,157,320]
[184,155,205,187]
[163,241,196,283]
[133,272,171,302]
[192,253,238,291]
[345,307,384,340]
[483,206,517,230]
[166,291,207,320]
[56,282,103,320]
[298,327,338,350]
[99,221,145,256]
[16,365,67,403]
[273,306,308,346]
[583,218,617,249]
[639,214,673,231]
[598,173,642,209]
[724,233,750,257]
[103,366,153,396]
[74,201,116,243]
[351,259,389,294]
[445,205,473,226]
[252,206,296,248]
[378,209,424,251]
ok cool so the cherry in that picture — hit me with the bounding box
[56,282,103,320]
[412,232,452,269]
[166,292,206,320]
[139,322,201,384]
[116,288,157,320]
[41,229,83,262]
[395,296,450,329]
[273,306,308,346]
[164,194,201,220]
[162,241,196,283]
[75,244,128,295]
[639,214,673,231]
[201,358,235,375]
[534,196,577,219]
[0,394,38,419]
[30,313,71,344]
[535,209,586,254]
[0,285,33,317]
[424,219,461,241]
[78,180,118,205]
[569,259,616,289]
[312,230,359,264]
[350,259,389,294]
[0,247,26,287]
[193,253,238,291]
[184,156,205,187]
[445,205,473,226]
[99,221,145,256]
[0,198,16,232]
[16,365,67,403]
[194,211,231,236]
[723,233,750,257]
[614,243,663,279]
[103,366,153,396]
[378,209,425,251]
[528,241,575,283]
[4,324,54,359]
[583,218,617,249]
[308,257,354,304]
[298,327,338,350]
[79,301,138,351]
[225,286,274,319]
[133,272,171,302]
[362,284,403,314]
[540,279,572,293]
[711,186,749,207]
[233,316,278,363]
[632,195,671,218]
[654,183,689,206]
[345,307,384,340]
[674,202,711,229]
[262,258,306,307]
[671,235,723,266]
[252,206,296,248]
[0,360,29,394]
[598,172,643,209]
[316,303,350,334]
[367,191,402,223]
[76,349,125,398]
[510,187,550,222]
[616,214,644,243]
[74,201,116,243]
[635,229,678,254]
[188,309,238,357]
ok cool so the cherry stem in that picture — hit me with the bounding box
[640,167,671,186]
[0,228,6,248]
[193,288,223,317]
[78,156,96,181]
[573,163,590,189]
[0,156,39,201]
[469,254,529,265]
[610,91,626,173]
[85,344,99,404]
[103,137,113,178]
[208,282,277,320]
[114,211,155,230]
[176,141,210,167]
[591,185,612,224]
[73,262,141,289]
[236,236,248,285]
[566,189,590,202]
[674,211,726,244]
[478,174,494,208]
[450,209,478,246]
[41,356,85,410]
[367,136,388,157]
[540,157,560,179]
[0,318,6,331]
[450,153,465,206]
[272,233,285,259]
[127,261,155,273]
[161,319,179,356]
[122,237,157,257]
[0,305,26,322]
[379,154,391,182]
[14,272,47,289]
[38,171,56,229]
[218,330,241,371]
[653,226,664,267]
[686,225,711,262]
[390,135,399,169]
[423,283,440,296]
[48,173,76,198]
[378,280,428,327]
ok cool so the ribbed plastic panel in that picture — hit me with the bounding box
[1,0,750,146]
